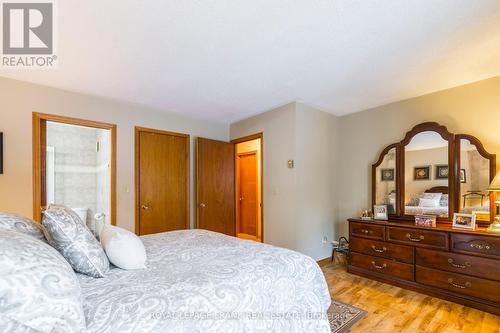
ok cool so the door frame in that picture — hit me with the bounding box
[231,133,263,242]
[134,127,190,235]
[32,112,117,225]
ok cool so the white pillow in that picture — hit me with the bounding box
[419,198,440,207]
[421,192,442,201]
[100,225,147,270]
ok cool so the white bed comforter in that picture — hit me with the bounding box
[77,229,331,333]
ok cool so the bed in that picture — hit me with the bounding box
[77,229,332,333]
[404,186,449,217]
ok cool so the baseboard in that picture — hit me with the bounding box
[317,257,332,267]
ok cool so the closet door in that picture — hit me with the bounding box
[196,138,235,236]
[135,128,189,235]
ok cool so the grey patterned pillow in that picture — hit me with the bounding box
[0,229,86,333]
[42,206,109,278]
[0,213,47,243]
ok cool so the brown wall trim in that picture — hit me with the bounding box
[32,112,117,226]
[317,257,333,267]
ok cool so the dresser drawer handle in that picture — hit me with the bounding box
[360,229,373,235]
[406,233,424,242]
[371,261,387,270]
[447,278,471,289]
[447,258,470,269]
[469,242,491,251]
[371,245,387,253]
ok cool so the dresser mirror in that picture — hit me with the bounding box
[457,135,496,222]
[372,122,496,225]
[373,146,398,214]
[404,131,450,218]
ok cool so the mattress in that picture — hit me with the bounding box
[77,229,331,333]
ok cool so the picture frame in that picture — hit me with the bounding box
[452,213,476,230]
[414,166,430,180]
[415,215,437,228]
[381,168,395,181]
[460,169,467,183]
[373,205,388,220]
[435,165,448,180]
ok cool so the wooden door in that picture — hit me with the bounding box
[237,152,258,236]
[196,138,235,236]
[136,128,189,235]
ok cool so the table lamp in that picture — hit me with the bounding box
[487,171,500,233]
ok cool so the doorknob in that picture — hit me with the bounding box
[239,197,244,201]
[199,203,206,208]
[141,205,150,210]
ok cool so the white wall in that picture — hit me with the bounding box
[295,103,337,260]
[231,103,298,251]
[230,102,338,260]
[0,77,229,232]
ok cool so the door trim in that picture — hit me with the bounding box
[231,133,263,242]
[32,112,117,225]
[134,127,190,235]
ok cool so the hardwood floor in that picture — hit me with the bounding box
[322,257,500,333]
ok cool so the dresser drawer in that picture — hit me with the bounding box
[350,237,414,264]
[350,252,414,281]
[387,227,448,250]
[416,248,500,281]
[451,234,500,260]
[349,222,385,240]
[416,266,500,303]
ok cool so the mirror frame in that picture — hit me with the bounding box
[372,122,497,225]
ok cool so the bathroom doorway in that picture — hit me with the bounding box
[232,134,263,242]
[33,113,116,235]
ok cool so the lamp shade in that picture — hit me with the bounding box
[488,171,500,192]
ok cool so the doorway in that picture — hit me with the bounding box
[233,135,262,242]
[135,127,190,235]
[32,113,116,234]
[195,133,263,242]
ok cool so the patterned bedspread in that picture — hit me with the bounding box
[77,229,331,332]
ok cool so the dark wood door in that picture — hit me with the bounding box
[196,138,235,236]
[237,152,258,236]
[136,128,189,235]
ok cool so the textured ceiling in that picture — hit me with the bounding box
[1,0,499,123]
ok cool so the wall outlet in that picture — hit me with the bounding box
[322,236,328,244]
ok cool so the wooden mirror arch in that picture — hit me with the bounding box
[372,122,496,225]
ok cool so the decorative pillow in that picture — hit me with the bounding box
[439,194,449,207]
[42,205,109,278]
[0,213,47,243]
[419,198,440,208]
[0,229,86,333]
[0,316,42,333]
[407,193,422,206]
[100,225,147,270]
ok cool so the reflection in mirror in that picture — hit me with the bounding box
[375,148,396,214]
[404,131,449,217]
[459,139,491,221]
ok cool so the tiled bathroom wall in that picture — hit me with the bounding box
[46,121,111,234]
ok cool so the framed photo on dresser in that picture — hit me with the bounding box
[452,213,476,230]
[373,205,388,220]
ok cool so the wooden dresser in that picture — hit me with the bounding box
[348,218,500,315]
